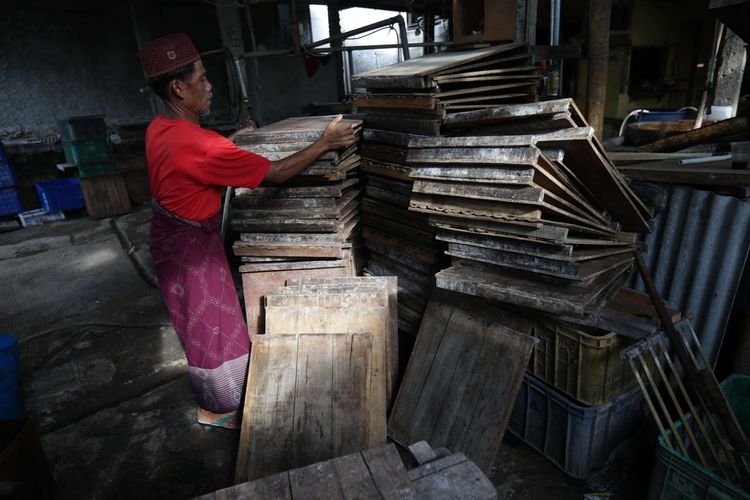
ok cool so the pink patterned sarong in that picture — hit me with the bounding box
[149,199,250,413]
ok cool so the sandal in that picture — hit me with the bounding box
[197,409,240,429]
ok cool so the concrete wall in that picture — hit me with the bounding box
[0,1,153,138]
[0,0,342,140]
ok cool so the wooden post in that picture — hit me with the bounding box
[586,0,612,139]
[327,1,346,100]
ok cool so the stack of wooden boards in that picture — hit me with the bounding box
[205,442,497,499]
[360,129,447,337]
[235,277,397,484]
[352,42,539,136]
[415,99,652,317]
[231,116,364,334]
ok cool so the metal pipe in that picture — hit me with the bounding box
[310,41,452,52]
[305,14,410,60]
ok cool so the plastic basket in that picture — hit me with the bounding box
[530,318,641,406]
[647,374,750,500]
[35,178,84,212]
[0,160,18,189]
[62,139,110,165]
[76,162,116,178]
[508,372,646,479]
[57,115,106,141]
[0,187,23,216]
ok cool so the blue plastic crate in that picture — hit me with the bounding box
[0,160,17,188]
[35,178,84,212]
[508,372,646,479]
[0,187,23,216]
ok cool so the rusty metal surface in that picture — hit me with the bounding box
[629,184,750,364]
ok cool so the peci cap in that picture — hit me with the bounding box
[137,33,201,78]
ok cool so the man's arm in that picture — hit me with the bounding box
[263,115,357,184]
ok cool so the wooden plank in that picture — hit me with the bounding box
[360,444,415,499]
[408,454,497,499]
[410,165,536,185]
[332,453,382,499]
[234,116,362,145]
[288,460,343,499]
[236,178,358,198]
[387,290,537,473]
[361,143,408,164]
[237,334,298,483]
[363,129,429,147]
[240,264,351,335]
[432,52,532,77]
[436,81,539,98]
[265,303,387,448]
[206,471,292,499]
[435,258,632,316]
[617,164,750,186]
[238,333,373,482]
[412,179,545,204]
[406,146,539,165]
[362,198,432,232]
[366,185,411,209]
[408,135,535,148]
[434,72,540,85]
[364,115,441,136]
[362,159,412,181]
[436,226,574,258]
[430,215,569,242]
[433,65,539,81]
[283,277,399,409]
[363,226,439,265]
[353,93,437,111]
[79,174,132,218]
[410,192,543,222]
[352,44,528,86]
[442,98,575,128]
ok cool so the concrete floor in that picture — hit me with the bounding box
[0,207,654,499]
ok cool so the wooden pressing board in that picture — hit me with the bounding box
[388,289,536,473]
[235,333,373,483]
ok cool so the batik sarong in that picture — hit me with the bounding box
[149,199,249,413]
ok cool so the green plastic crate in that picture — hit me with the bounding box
[647,374,750,500]
[62,139,110,165]
[76,162,116,178]
[530,318,641,406]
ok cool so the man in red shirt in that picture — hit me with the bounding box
[138,34,355,429]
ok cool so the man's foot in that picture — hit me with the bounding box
[197,407,240,429]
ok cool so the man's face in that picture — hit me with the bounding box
[180,59,213,116]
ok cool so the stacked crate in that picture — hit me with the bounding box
[0,141,23,217]
[58,115,116,178]
[230,116,364,335]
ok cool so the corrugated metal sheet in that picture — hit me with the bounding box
[629,185,750,364]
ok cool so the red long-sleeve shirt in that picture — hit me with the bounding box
[145,115,270,221]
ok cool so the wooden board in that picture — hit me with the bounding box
[236,178,358,199]
[79,174,132,218]
[352,43,528,89]
[283,277,399,409]
[236,333,373,482]
[264,294,389,449]
[234,116,362,145]
[239,261,352,335]
[435,258,633,316]
[617,164,750,186]
[406,146,539,165]
[408,452,497,499]
[387,289,536,473]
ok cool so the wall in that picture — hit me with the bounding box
[0,1,153,138]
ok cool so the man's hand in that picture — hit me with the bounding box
[321,114,356,150]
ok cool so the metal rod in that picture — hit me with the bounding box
[306,14,410,61]
[310,42,452,53]
[634,251,750,472]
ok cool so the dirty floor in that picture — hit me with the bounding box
[0,207,653,499]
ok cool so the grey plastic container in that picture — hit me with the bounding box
[507,372,646,478]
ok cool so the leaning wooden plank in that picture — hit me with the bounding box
[237,333,373,482]
[388,290,536,473]
[364,226,440,265]
[436,226,574,258]
[435,81,540,98]
[352,44,528,88]
[239,259,350,336]
[640,116,749,152]
[435,259,632,316]
[408,453,497,500]
[265,300,387,448]
[434,73,540,86]
[431,51,532,76]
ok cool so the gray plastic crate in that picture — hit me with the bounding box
[507,372,646,478]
